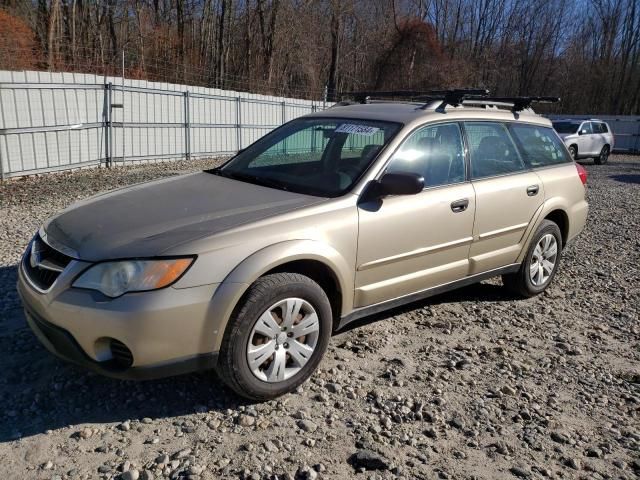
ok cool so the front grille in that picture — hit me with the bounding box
[109,340,134,368]
[23,234,73,291]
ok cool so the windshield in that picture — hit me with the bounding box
[212,117,402,197]
[552,121,580,134]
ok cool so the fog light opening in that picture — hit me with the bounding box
[109,339,134,369]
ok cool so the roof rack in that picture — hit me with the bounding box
[340,90,439,103]
[340,88,490,109]
[463,96,560,112]
[337,90,560,113]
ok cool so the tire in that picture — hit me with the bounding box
[217,273,332,401]
[502,220,563,298]
[568,145,577,160]
[594,145,609,165]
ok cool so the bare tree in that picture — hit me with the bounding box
[0,0,638,112]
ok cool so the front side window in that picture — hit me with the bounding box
[216,118,401,197]
[386,122,465,187]
[465,122,525,179]
[509,124,572,167]
[580,122,593,134]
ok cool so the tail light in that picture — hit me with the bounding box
[576,163,588,185]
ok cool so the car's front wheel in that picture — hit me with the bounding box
[568,145,577,160]
[217,273,332,401]
[502,220,562,297]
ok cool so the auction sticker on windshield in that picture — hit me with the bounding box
[335,124,380,136]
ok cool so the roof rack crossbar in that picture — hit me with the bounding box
[432,89,490,109]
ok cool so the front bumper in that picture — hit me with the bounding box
[23,305,217,379]
[18,258,221,379]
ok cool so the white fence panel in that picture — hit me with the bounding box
[0,70,323,178]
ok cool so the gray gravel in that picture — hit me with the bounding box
[0,155,639,479]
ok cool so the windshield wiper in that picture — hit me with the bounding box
[207,169,289,192]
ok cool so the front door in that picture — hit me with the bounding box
[355,122,475,308]
[577,121,595,156]
[464,121,545,273]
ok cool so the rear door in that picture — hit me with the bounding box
[465,122,544,274]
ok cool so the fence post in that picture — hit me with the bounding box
[236,96,242,151]
[104,82,113,168]
[281,101,287,154]
[184,91,191,161]
[0,137,4,181]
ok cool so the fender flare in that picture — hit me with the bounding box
[516,198,570,263]
[206,240,353,352]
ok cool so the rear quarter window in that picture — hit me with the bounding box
[509,124,572,167]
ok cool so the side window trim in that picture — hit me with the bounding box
[458,121,471,182]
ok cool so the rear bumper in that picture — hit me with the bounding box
[23,304,217,380]
[567,199,589,245]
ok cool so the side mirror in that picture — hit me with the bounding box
[378,172,424,196]
[579,129,587,135]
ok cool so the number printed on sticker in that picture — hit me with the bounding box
[335,124,380,136]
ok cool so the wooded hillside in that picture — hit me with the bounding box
[0,0,639,114]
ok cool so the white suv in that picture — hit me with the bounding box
[552,119,614,164]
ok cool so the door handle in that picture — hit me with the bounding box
[450,198,469,213]
[526,185,539,196]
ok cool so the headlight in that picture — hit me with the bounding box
[72,258,194,298]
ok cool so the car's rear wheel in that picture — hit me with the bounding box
[217,273,332,401]
[502,220,562,298]
[594,145,609,165]
[568,145,577,160]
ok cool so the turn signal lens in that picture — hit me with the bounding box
[144,258,193,289]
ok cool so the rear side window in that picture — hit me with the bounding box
[509,125,572,167]
[465,122,525,179]
[598,122,609,133]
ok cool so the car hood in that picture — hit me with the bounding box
[43,172,325,261]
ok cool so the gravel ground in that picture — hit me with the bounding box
[0,155,638,480]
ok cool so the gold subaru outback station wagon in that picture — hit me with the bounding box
[19,89,589,400]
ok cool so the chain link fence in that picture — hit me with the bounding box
[0,70,325,179]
